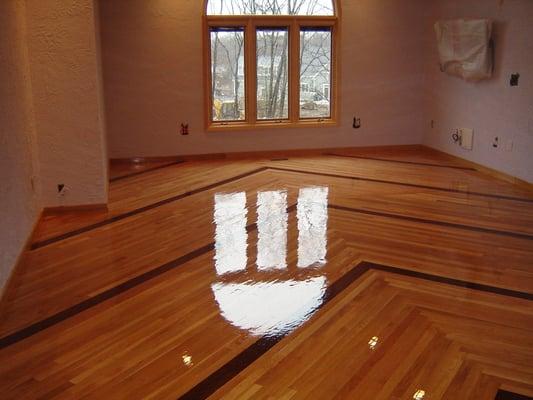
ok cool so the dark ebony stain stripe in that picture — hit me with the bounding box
[177,261,373,400]
[268,166,533,203]
[1,205,296,350]
[31,167,269,250]
[178,261,532,399]
[495,390,533,400]
[0,243,213,349]
[324,152,477,171]
[365,262,533,301]
[30,164,533,251]
[9,201,528,351]
[329,204,533,241]
[109,160,185,182]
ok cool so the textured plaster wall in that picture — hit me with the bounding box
[25,0,108,206]
[100,0,427,158]
[1,0,108,293]
[0,0,39,293]
[423,0,533,182]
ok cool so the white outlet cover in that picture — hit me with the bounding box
[459,128,473,150]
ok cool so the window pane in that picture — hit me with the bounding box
[256,28,289,120]
[300,28,331,119]
[210,28,245,121]
[207,0,334,16]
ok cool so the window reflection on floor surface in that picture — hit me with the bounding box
[212,186,329,337]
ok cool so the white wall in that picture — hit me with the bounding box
[423,0,533,182]
[25,0,109,206]
[1,0,109,294]
[100,0,428,158]
[0,0,39,293]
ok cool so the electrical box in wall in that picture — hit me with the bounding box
[459,128,473,150]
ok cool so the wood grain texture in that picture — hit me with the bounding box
[109,159,184,181]
[0,146,532,399]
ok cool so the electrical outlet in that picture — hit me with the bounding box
[452,128,473,150]
[458,128,473,150]
[492,136,499,148]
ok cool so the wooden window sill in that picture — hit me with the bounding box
[207,120,338,132]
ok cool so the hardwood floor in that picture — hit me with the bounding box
[1,146,532,399]
[109,159,184,181]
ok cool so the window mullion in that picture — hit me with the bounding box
[289,20,300,123]
[246,19,257,124]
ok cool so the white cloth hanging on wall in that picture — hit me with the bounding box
[434,19,493,82]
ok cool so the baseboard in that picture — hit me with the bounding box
[423,145,533,190]
[0,207,43,313]
[110,144,423,164]
[110,156,188,164]
[43,204,108,215]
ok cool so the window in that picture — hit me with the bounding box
[300,27,332,119]
[205,0,339,130]
[256,28,289,120]
[211,28,245,121]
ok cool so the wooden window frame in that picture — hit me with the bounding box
[203,2,340,132]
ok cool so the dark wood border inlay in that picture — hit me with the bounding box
[109,160,185,182]
[268,167,533,203]
[31,165,533,251]
[1,229,530,375]
[366,262,533,301]
[495,390,533,400]
[324,152,477,171]
[178,261,532,399]
[30,167,269,250]
[177,260,373,400]
[329,204,533,240]
[0,206,295,350]
[0,243,214,349]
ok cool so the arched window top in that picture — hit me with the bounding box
[207,0,335,16]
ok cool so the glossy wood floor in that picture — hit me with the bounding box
[1,146,532,399]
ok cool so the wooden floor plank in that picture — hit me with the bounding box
[0,147,532,399]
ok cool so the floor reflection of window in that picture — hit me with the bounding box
[211,277,327,336]
[214,192,248,275]
[297,187,329,268]
[212,187,330,336]
[256,190,288,270]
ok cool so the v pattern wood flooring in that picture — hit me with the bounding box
[208,268,533,400]
[0,147,532,399]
